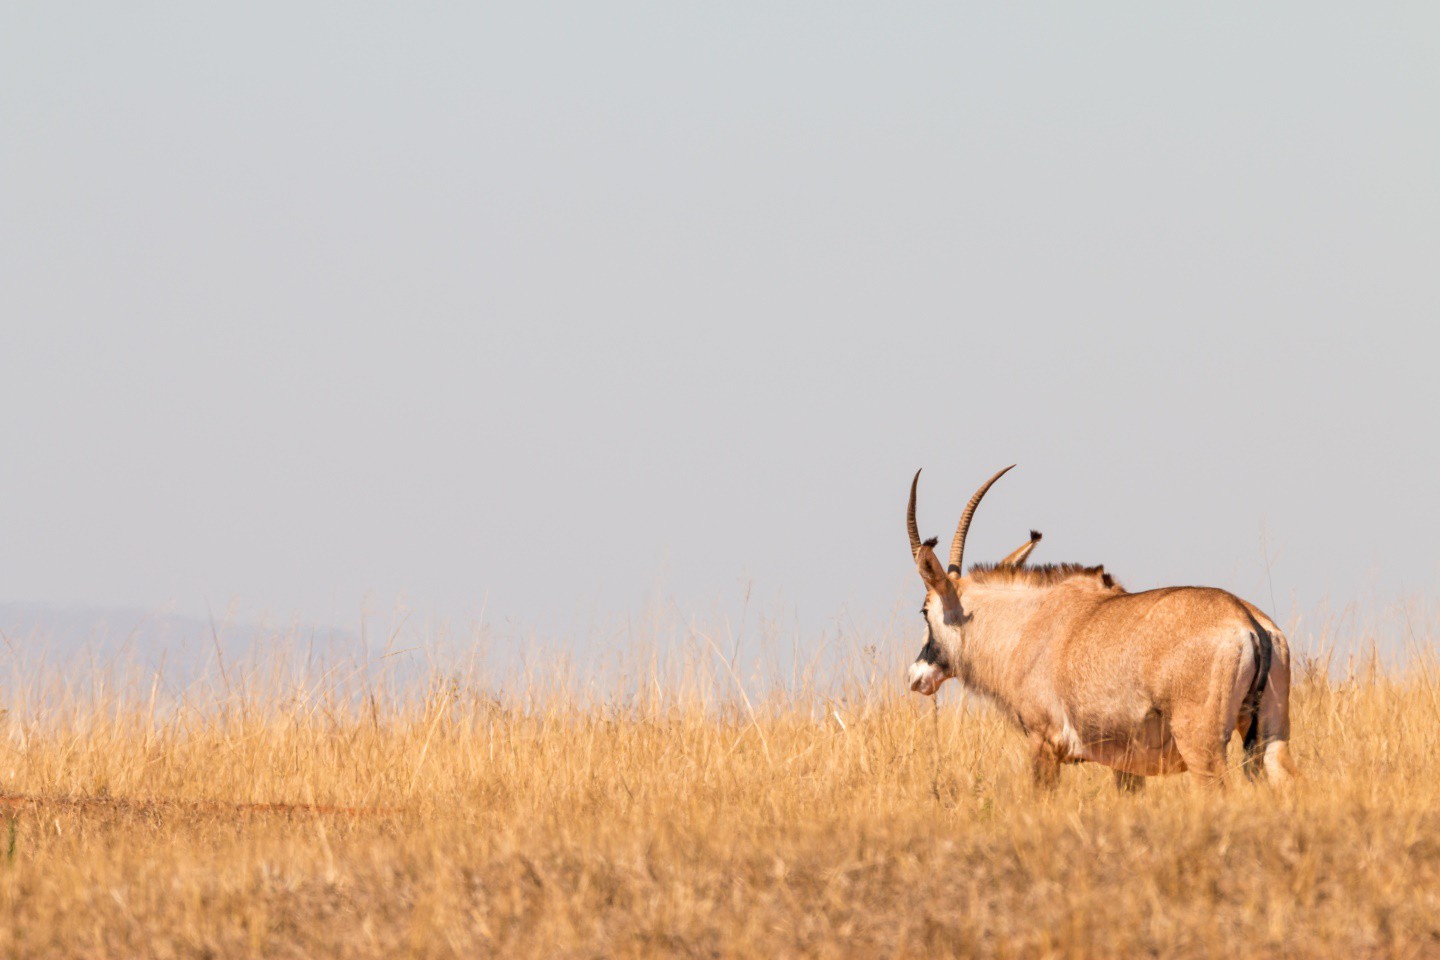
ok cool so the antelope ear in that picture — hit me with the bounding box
[1000,530,1042,568]
[916,539,959,599]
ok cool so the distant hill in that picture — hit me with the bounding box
[0,602,374,695]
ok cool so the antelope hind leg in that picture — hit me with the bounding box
[1114,770,1146,793]
[1170,706,1230,788]
[1031,737,1062,791]
[1263,740,1299,783]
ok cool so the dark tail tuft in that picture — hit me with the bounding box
[1242,623,1273,754]
[1242,705,1261,752]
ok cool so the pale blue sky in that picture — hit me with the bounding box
[3,4,1437,644]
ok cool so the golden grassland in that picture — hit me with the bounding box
[1,622,1439,959]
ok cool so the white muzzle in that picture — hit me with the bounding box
[908,660,945,696]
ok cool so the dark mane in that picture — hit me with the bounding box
[967,562,1124,592]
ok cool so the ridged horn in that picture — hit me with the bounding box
[907,469,923,559]
[948,464,1017,575]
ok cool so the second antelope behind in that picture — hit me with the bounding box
[906,466,1297,790]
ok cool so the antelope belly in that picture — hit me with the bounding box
[1059,711,1186,775]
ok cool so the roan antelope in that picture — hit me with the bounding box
[905,466,1297,790]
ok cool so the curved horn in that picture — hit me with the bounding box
[907,469,923,558]
[948,464,1017,575]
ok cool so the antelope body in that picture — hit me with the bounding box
[905,467,1297,789]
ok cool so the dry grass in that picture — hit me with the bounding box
[2,617,1439,959]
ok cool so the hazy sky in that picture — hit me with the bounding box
[3,4,1437,644]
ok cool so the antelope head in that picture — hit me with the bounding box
[905,466,1019,696]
